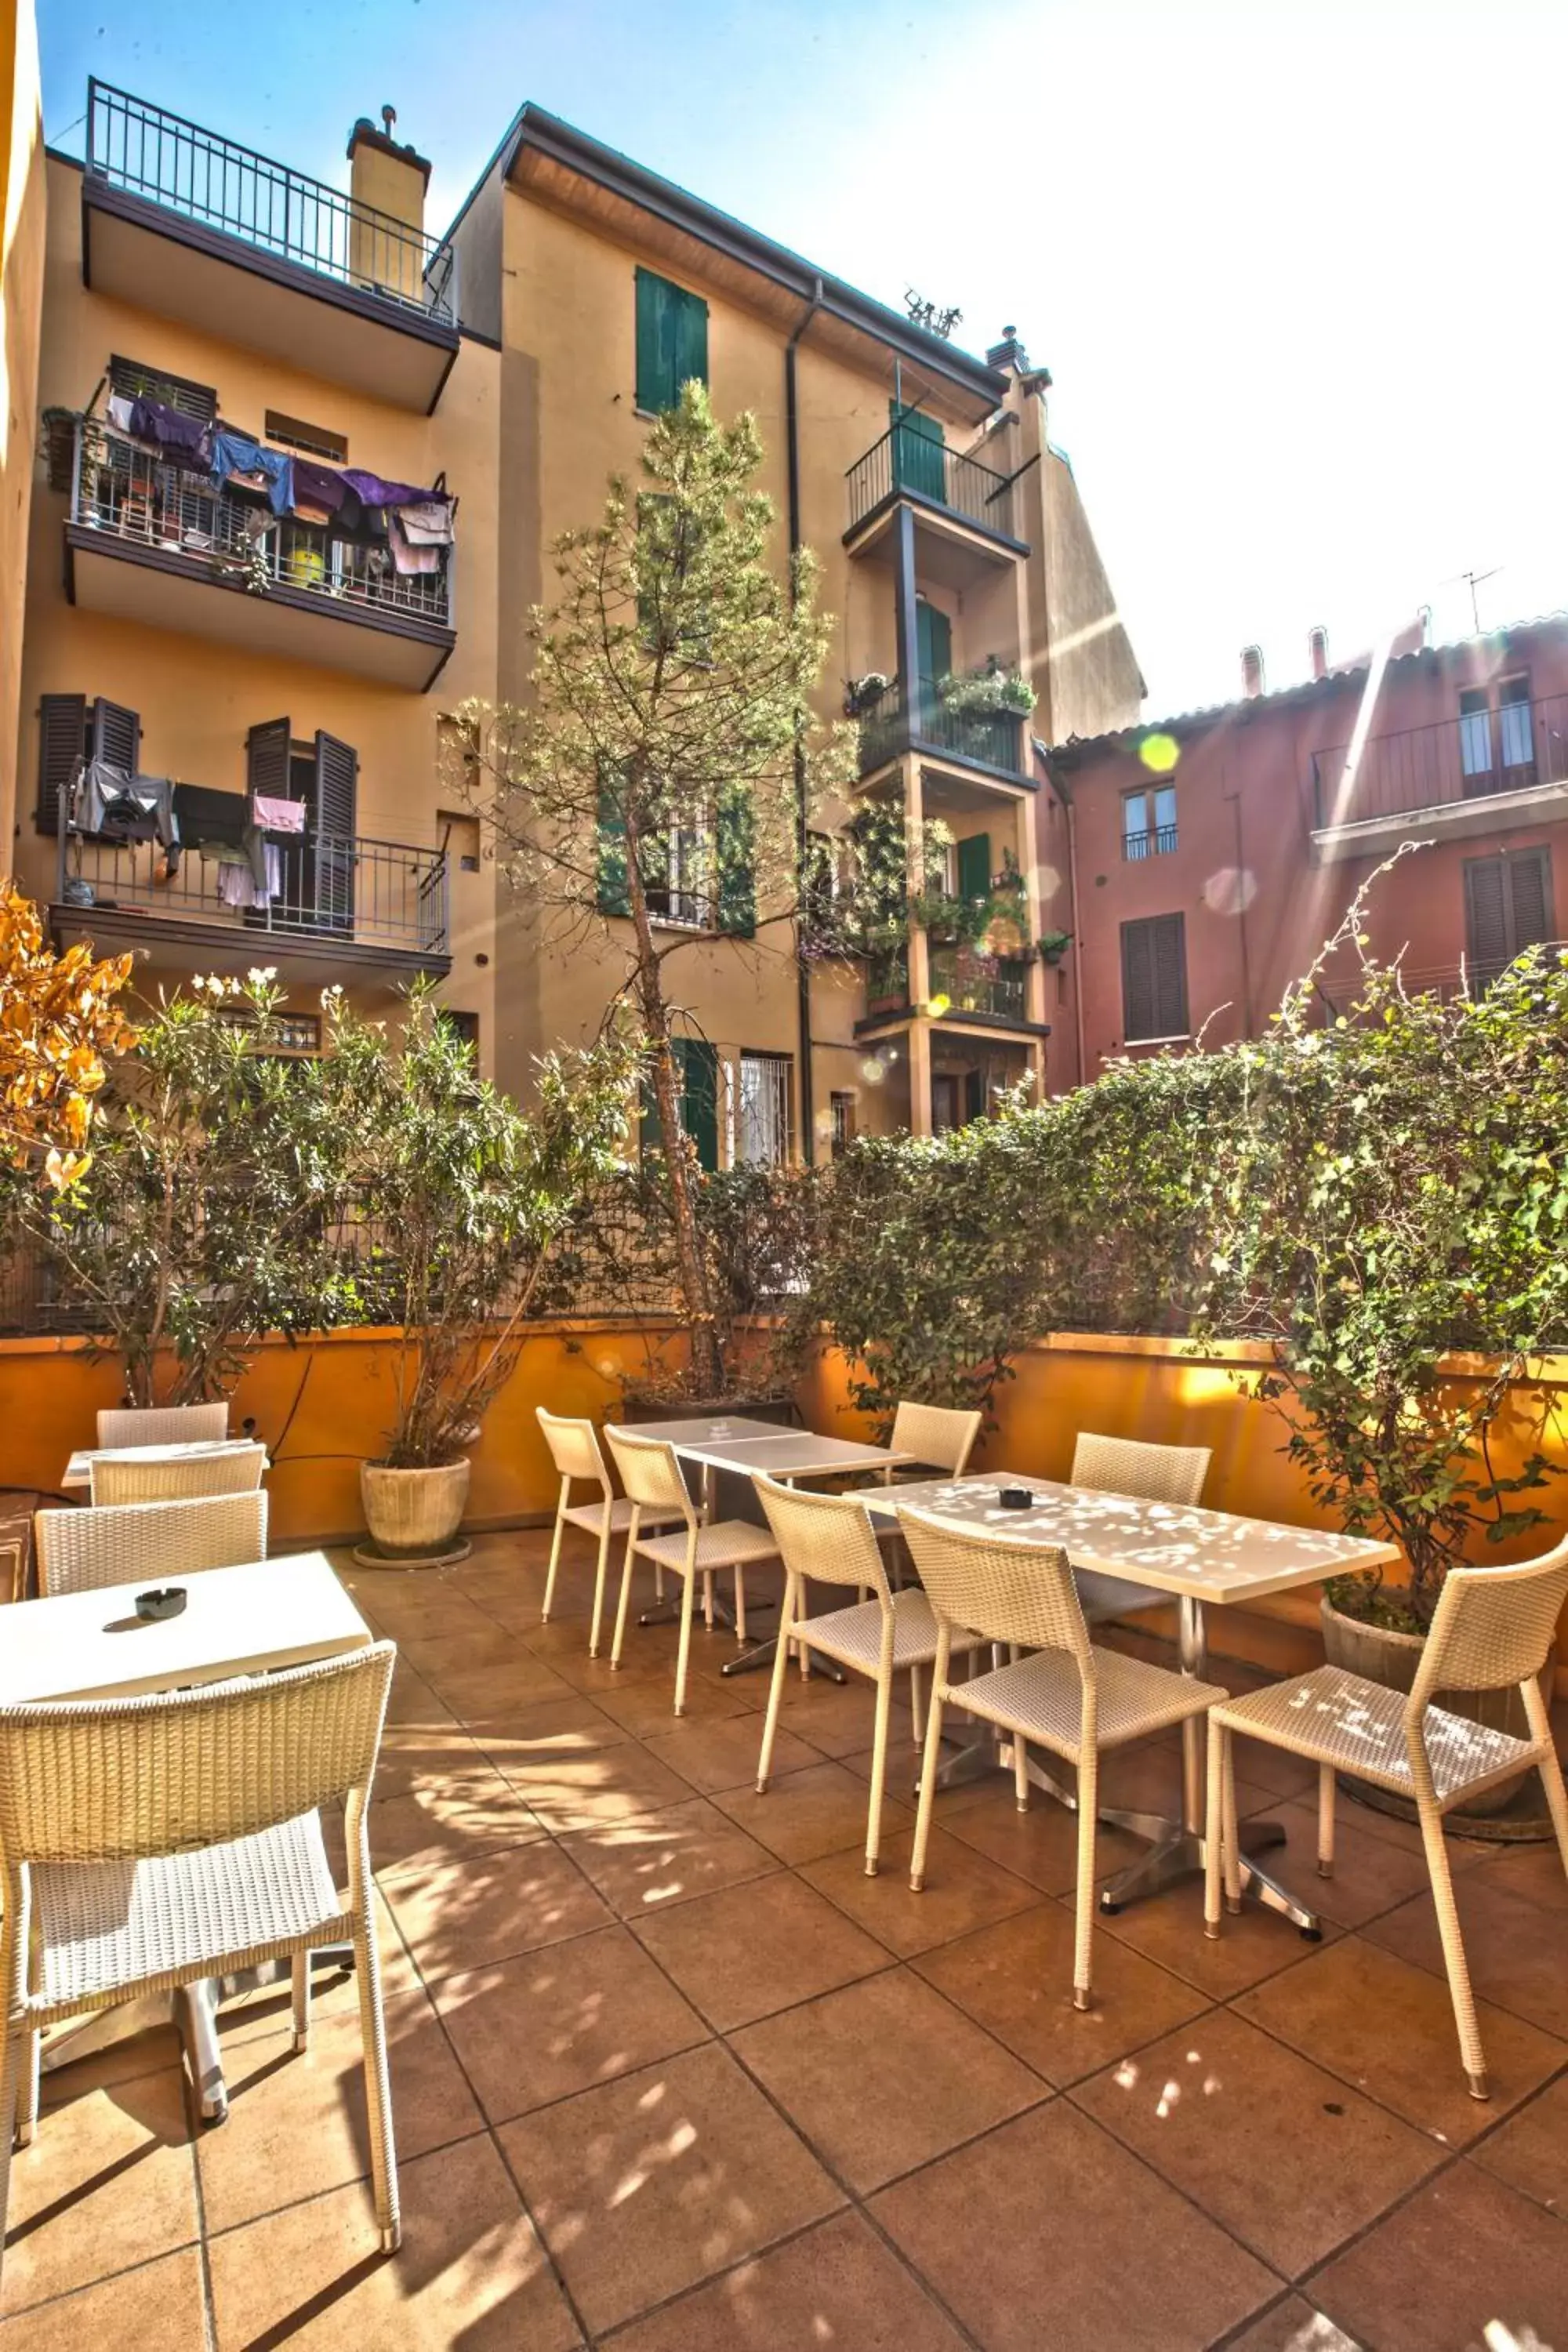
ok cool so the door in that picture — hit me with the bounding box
[916,601,952,733]
[931,1073,960,1134]
[956,832,992,904]
[311,731,358,936]
[1464,848,1553,987]
[890,401,946,505]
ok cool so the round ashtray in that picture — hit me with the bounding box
[997,1487,1035,1510]
[134,1587,187,1623]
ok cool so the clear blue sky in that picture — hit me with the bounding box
[38,0,1568,717]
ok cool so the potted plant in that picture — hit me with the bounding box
[936,663,1037,719]
[843,672,891,720]
[332,985,635,1566]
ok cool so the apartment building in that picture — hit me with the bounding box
[5,77,1141,1143]
[1041,615,1568,1085]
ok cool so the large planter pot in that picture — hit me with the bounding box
[1319,1594,1556,1838]
[355,1458,471,1570]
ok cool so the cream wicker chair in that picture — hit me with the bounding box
[1205,1539,1568,2100]
[35,1491,269,1595]
[96,1402,229,1449]
[536,1408,683,1657]
[604,1427,779,1716]
[890,1401,982,1479]
[0,1642,401,2274]
[89,1440,267,1506]
[902,1505,1228,2011]
[1069,1432,1211,1626]
[753,1474,979,1875]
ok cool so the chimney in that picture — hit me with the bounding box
[986,324,1031,372]
[347,108,431,301]
[1240,644,1265,700]
[1308,625,1330,681]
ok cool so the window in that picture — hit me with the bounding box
[646,815,710,927]
[439,811,481,873]
[108,354,217,423]
[641,1036,720,1172]
[739,1051,793,1165]
[635,268,709,415]
[829,1091,858,1158]
[596,782,754,937]
[1120,912,1189,1042]
[264,410,348,463]
[1123,785,1178,858]
[1464,848,1553,984]
[1460,678,1536,797]
[35,694,140,836]
[441,1007,480,1057]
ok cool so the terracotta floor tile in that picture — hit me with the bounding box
[498,2042,843,2336]
[426,1655,579,1717]
[1312,2158,1568,2352]
[593,1675,760,1741]
[1363,1872,1568,2038]
[559,1798,777,1919]
[871,2099,1276,2352]
[1223,2296,1364,2350]
[0,2062,197,2314]
[913,1902,1208,2086]
[604,2208,970,2351]
[714,1758,912,1867]
[206,2131,579,2350]
[1468,2071,1568,2212]
[34,2019,180,2100]
[194,1987,484,2235]
[766,1675,887,1760]
[1470,1830,1568,1913]
[459,1693,630,1770]
[0,2248,206,2347]
[800,1825,1040,1959]
[1235,1936,1565,2146]
[397,1626,528,1680]
[367,1768,545,1879]
[1073,2007,1443,2277]
[633,1871,889,2031]
[1244,1795,1436,1930]
[369,1722,489,1800]
[381,1670,459,1731]
[214,1892,421,2037]
[732,1967,1044,2190]
[643,1711,819,1796]
[498,1744,696,1836]
[935,1777,1151,1896]
[430,1924,707,2121]
[1098,1874,1340,1999]
[379,1839,612,1980]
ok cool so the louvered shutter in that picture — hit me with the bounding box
[1465,857,1510,978]
[91,697,140,775]
[245,718,292,800]
[956,833,992,903]
[673,285,708,397]
[715,786,755,938]
[890,402,947,504]
[35,694,86,837]
[1120,919,1156,1041]
[1152,913,1189,1036]
[597,772,630,916]
[1505,848,1552,953]
[312,731,358,935]
[681,1037,720,1172]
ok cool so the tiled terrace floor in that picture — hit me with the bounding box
[3,1529,1566,2350]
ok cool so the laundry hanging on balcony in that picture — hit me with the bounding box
[208,430,296,517]
[69,759,179,851]
[123,394,213,473]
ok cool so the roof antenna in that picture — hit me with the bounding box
[381,104,397,137]
[1458,564,1500,634]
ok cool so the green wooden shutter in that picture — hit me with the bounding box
[681,1037,720,1172]
[673,285,708,395]
[915,601,952,731]
[956,833,992,903]
[715,786,755,937]
[637,270,708,412]
[890,401,946,503]
[597,774,630,916]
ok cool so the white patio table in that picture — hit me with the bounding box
[858,1472,1399,1935]
[6,1553,371,2122]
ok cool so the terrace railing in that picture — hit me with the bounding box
[858,677,1026,779]
[1312,691,1568,829]
[929,945,1030,1024]
[86,80,458,324]
[1124,822,1178,860]
[71,419,454,626]
[847,424,1018,543]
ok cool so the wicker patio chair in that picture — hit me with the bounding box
[96,1403,229,1449]
[890,1401,982,1479]
[89,1441,267,1506]
[604,1427,779,1716]
[35,1491,269,1596]
[1205,1537,1568,2100]
[1069,1432,1212,1625]
[0,1641,401,2274]
[901,1504,1228,2011]
[535,1408,683,1657]
[752,1475,980,1875]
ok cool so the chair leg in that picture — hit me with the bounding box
[541,1497,566,1624]
[757,1579,796,1793]
[609,1530,638,1670]
[588,1515,614,1659]
[674,1573,697,1718]
[291,1952,312,2053]
[733,1566,747,1646]
[908,1661,924,1743]
[1522,1677,1568,1885]
[1014,1730,1030,1814]
[909,1635,951,1892]
[1317,1761,1337,1880]
[1204,1713,1225,1940]
[0,2027,20,2291]
[1416,1796,1489,2098]
[351,1903,401,2254]
[13,2032,39,2151]
[866,1667,894,1877]
[1073,1742,1098,2011]
[702,1570,714,1631]
[1221,1729,1241,1911]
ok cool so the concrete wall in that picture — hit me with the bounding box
[0,0,43,857]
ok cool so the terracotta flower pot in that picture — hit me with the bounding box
[358,1458,470,1568]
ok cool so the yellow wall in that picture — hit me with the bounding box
[0,0,44,855]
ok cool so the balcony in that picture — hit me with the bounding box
[64,419,456,691]
[52,812,451,985]
[1310,691,1568,863]
[82,82,459,412]
[858,678,1028,785]
[930,943,1031,1024]
[1124,823,1178,860]
[846,421,1025,557]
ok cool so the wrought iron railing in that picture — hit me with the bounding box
[1311,691,1568,829]
[57,804,449,958]
[86,80,458,325]
[70,419,453,625]
[858,678,1026,778]
[847,421,1018,542]
[929,945,1030,1023]
[1124,823,1178,860]
[1377,940,1568,1005]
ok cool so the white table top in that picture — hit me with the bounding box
[62,1438,268,1493]
[858,1474,1400,1606]
[626,1415,789,1447]
[0,1552,371,1705]
[665,1431,915,1480]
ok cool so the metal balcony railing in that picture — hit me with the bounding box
[858,678,1026,779]
[1312,691,1568,829]
[929,945,1030,1024]
[86,80,458,325]
[847,423,1018,543]
[70,419,454,626]
[58,804,449,960]
[1124,823,1178,860]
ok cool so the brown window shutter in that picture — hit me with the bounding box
[245,717,293,800]
[1120,918,1156,1040]
[1152,912,1189,1035]
[35,694,86,837]
[1464,855,1510,974]
[90,697,140,775]
[1505,847,1552,951]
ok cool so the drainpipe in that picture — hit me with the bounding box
[1051,761,1087,1087]
[786,278,825,1162]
